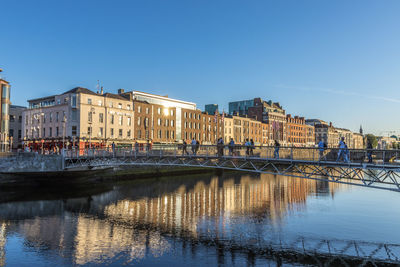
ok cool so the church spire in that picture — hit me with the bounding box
[360,125,363,135]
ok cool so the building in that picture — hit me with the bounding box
[353,133,364,149]
[305,119,328,127]
[229,98,287,145]
[286,115,306,147]
[223,116,234,144]
[305,124,315,147]
[0,70,11,151]
[204,104,218,116]
[23,87,135,151]
[9,105,26,150]
[314,123,339,148]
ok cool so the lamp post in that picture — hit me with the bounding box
[89,107,95,149]
[62,114,67,150]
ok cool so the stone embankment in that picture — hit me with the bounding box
[0,153,63,172]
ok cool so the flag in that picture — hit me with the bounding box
[214,110,218,123]
[221,112,225,122]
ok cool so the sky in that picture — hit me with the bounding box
[1,0,399,135]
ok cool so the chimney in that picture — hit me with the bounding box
[100,86,104,95]
[118,88,124,94]
[329,122,332,127]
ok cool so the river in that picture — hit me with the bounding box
[0,172,399,266]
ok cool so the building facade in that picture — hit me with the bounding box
[0,77,11,151]
[9,105,26,150]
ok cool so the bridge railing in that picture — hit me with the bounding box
[63,145,400,166]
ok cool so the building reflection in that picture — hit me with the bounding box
[0,174,345,265]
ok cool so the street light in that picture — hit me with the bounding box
[62,114,67,150]
[89,107,95,149]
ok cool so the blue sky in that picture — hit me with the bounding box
[1,0,399,135]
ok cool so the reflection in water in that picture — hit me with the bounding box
[0,173,348,266]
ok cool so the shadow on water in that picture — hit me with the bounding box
[0,170,399,266]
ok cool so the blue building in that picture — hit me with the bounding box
[205,104,218,115]
[228,99,254,116]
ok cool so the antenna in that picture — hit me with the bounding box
[96,80,100,94]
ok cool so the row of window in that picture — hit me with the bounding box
[26,111,75,125]
[87,98,131,110]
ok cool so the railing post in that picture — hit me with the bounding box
[383,150,385,165]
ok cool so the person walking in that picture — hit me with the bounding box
[318,139,326,161]
[274,140,280,159]
[343,142,350,163]
[111,142,116,157]
[217,137,224,157]
[250,139,254,156]
[367,140,373,163]
[191,138,197,155]
[134,141,139,155]
[228,138,235,156]
[182,140,189,156]
[336,137,345,162]
[195,140,200,155]
[245,139,250,156]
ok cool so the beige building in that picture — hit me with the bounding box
[0,73,11,151]
[9,105,26,150]
[23,87,134,151]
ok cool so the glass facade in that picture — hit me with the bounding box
[228,99,254,115]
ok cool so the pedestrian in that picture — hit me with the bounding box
[182,140,189,155]
[245,139,250,156]
[336,137,345,162]
[146,140,151,155]
[191,138,197,155]
[228,138,235,156]
[318,139,326,161]
[111,142,116,157]
[217,137,224,157]
[367,140,373,163]
[195,140,200,155]
[343,142,350,163]
[274,140,280,159]
[250,139,254,156]
[135,141,139,154]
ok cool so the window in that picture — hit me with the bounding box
[171,120,174,127]
[49,113,53,122]
[157,107,161,114]
[145,118,149,127]
[127,130,131,137]
[9,129,14,138]
[146,107,149,114]
[2,84,9,99]
[111,115,114,124]
[42,128,45,137]
[71,95,77,108]
[1,104,9,115]
[98,100,102,106]
[56,112,59,122]
[9,115,15,122]
[138,106,141,113]
[158,130,162,138]
[72,110,77,121]
[18,130,21,139]
[88,112,92,122]
[109,102,113,108]
[119,116,123,126]
[56,127,59,137]
[137,130,141,138]
[127,117,131,126]
[170,110,174,116]
[72,126,77,136]
[43,114,46,123]
[87,127,91,136]
[99,113,104,123]
[165,119,169,127]
[118,103,122,109]
[158,118,161,126]
[184,112,187,118]
[119,129,123,137]
[111,128,114,137]
[49,127,52,137]
[137,117,141,126]
[99,127,103,137]
[88,98,92,105]
[127,104,131,110]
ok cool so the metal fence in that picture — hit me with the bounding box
[63,144,400,166]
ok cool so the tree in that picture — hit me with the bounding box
[365,134,378,148]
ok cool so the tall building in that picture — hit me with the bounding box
[9,105,26,150]
[0,69,11,152]
[204,104,218,115]
[229,98,287,144]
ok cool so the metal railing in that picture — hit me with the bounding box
[63,144,400,166]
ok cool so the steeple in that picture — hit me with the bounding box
[360,125,363,135]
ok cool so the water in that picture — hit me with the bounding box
[0,172,400,266]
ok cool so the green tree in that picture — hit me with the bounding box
[365,134,378,148]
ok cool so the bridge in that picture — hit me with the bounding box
[63,144,400,192]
